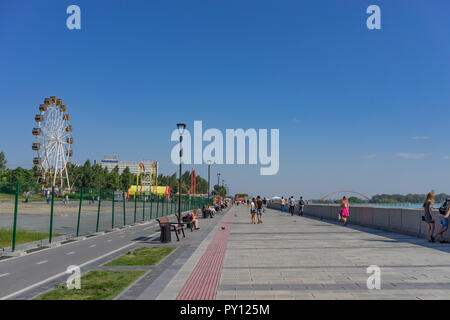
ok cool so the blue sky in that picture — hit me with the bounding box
[1,0,450,198]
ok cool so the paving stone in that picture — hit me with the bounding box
[125,206,450,300]
[215,206,450,300]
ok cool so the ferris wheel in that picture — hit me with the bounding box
[32,96,73,192]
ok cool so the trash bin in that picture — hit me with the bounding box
[160,223,171,243]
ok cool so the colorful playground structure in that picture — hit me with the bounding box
[128,185,171,198]
[127,161,171,198]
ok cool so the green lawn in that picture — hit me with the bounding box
[0,228,58,248]
[35,270,145,300]
[104,246,176,266]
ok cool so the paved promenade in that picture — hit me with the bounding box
[153,205,450,300]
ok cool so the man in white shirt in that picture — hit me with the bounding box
[289,196,295,216]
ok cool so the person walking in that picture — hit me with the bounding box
[263,197,267,212]
[289,196,295,216]
[256,196,264,224]
[250,197,257,224]
[280,197,286,213]
[340,196,350,226]
[423,192,435,242]
[298,196,305,216]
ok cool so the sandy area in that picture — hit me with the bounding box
[0,202,107,215]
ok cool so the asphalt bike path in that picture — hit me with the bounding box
[0,219,160,299]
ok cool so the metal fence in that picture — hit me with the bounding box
[0,182,212,252]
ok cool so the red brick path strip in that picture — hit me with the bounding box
[176,207,235,300]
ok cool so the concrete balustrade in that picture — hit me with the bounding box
[268,202,449,241]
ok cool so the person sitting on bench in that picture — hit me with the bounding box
[209,205,216,217]
[192,209,200,230]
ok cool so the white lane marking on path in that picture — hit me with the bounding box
[0,273,10,278]
[89,245,96,248]
[36,260,48,265]
[66,251,76,255]
[0,219,158,266]
[107,239,112,242]
[0,240,138,300]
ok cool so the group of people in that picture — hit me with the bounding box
[244,192,450,242]
[202,204,217,218]
[44,190,70,205]
[184,199,232,230]
[280,196,305,216]
[280,195,349,226]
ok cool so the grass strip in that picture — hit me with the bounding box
[34,270,145,300]
[104,246,176,266]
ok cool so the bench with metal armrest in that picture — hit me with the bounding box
[157,217,186,241]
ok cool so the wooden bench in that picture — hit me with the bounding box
[182,216,194,232]
[157,217,186,241]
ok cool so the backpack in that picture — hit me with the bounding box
[439,199,450,215]
[299,200,305,206]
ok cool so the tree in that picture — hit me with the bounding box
[196,176,208,194]
[78,160,94,188]
[0,151,6,173]
[0,166,38,193]
[167,173,178,193]
[348,196,365,204]
[105,166,120,190]
[213,184,227,197]
[95,165,108,189]
[120,167,134,191]
[0,157,214,195]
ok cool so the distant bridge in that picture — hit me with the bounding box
[320,190,371,201]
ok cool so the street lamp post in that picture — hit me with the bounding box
[217,172,220,189]
[177,123,186,224]
[206,160,212,200]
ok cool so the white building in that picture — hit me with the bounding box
[94,155,156,175]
